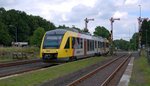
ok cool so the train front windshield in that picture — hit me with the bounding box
[43,34,63,49]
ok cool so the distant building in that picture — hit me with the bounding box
[12,42,28,47]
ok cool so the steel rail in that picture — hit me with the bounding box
[101,54,131,86]
[67,55,125,86]
[0,63,56,78]
[0,59,42,68]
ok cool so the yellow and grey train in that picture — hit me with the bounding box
[40,29,109,61]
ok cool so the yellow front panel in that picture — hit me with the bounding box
[42,49,58,54]
[57,49,73,58]
[40,33,46,58]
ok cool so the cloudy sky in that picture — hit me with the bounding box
[0,0,150,40]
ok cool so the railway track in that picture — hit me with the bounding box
[0,59,42,68]
[0,59,60,78]
[0,56,94,79]
[0,62,57,78]
[67,54,131,86]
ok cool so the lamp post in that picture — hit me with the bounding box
[110,17,120,55]
[9,25,17,42]
[84,18,94,32]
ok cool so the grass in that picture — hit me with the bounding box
[0,47,39,53]
[0,47,39,62]
[0,56,107,86]
[129,50,150,86]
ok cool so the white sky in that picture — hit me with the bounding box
[0,0,150,41]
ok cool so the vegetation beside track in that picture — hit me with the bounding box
[129,50,150,86]
[0,47,39,62]
[0,56,108,86]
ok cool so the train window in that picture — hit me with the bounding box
[65,37,70,49]
[76,38,81,49]
[97,41,99,48]
[88,40,94,51]
[93,40,94,50]
[78,38,83,49]
[87,40,90,51]
[100,42,103,48]
[72,37,75,48]
[98,41,100,48]
[102,42,104,48]
[89,40,92,51]
[90,40,92,51]
[91,41,92,50]
[72,37,82,49]
[95,41,97,48]
[80,38,83,48]
[43,34,63,49]
[92,40,94,51]
[101,42,104,48]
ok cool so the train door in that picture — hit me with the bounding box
[84,39,87,55]
[64,37,72,57]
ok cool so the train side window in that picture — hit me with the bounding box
[97,41,99,48]
[102,42,104,48]
[80,38,83,48]
[99,41,101,48]
[89,40,91,51]
[78,38,83,49]
[92,40,94,50]
[72,37,75,48]
[98,41,100,48]
[90,40,92,51]
[77,38,80,49]
[72,37,79,49]
[95,41,97,48]
[65,37,70,49]
[87,40,89,51]
[101,42,103,48]
[89,40,94,51]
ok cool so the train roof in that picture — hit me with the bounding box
[46,29,107,41]
[46,29,68,35]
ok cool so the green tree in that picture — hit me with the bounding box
[30,27,45,47]
[57,25,69,29]
[0,7,56,46]
[141,19,150,47]
[114,39,129,51]
[0,22,11,46]
[93,26,110,39]
[129,33,138,50]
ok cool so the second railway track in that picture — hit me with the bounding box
[0,56,94,79]
[68,54,131,86]
[0,59,60,78]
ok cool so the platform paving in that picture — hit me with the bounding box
[118,57,134,86]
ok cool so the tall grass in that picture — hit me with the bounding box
[129,50,150,86]
[0,47,40,62]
